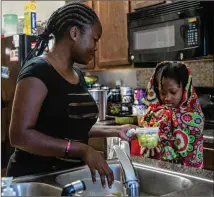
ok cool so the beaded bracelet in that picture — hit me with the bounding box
[65,140,71,158]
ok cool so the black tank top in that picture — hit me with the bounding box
[7,57,98,177]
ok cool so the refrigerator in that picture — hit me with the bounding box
[1,34,37,168]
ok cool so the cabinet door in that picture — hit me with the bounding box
[83,0,92,8]
[94,1,129,67]
[130,1,165,12]
[203,143,214,171]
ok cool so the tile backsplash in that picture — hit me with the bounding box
[89,59,214,88]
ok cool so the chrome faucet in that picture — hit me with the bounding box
[113,140,140,196]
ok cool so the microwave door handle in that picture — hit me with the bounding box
[180,24,186,39]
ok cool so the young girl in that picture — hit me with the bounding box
[131,61,204,168]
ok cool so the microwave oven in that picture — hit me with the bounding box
[128,1,214,63]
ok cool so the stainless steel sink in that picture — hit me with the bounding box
[10,182,62,196]
[12,159,213,196]
[55,163,193,196]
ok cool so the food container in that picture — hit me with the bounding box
[92,83,102,89]
[17,16,24,34]
[108,103,121,116]
[84,76,99,86]
[120,103,132,115]
[132,104,147,116]
[3,14,18,36]
[120,87,132,96]
[74,178,126,196]
[121,95,133,103]
[115,116,137,125]
[134,88,146,105]
[136,127,159,148]
[24,1,37,35]
[108,89,121,103]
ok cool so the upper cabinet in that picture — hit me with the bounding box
[93,1,130,68]
[130,1,165,12]
[82,0,93,8]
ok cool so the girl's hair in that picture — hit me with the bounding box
[153,61,189,95]
[23,2,100,65]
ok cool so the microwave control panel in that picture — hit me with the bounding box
[185,17,200,47]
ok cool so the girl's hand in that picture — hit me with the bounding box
[118,124,138,141]
[140,146,160,157]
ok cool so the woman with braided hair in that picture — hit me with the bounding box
[131,61,204,168]
[7,2,135,187]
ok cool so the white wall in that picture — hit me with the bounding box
[2,1,65,21]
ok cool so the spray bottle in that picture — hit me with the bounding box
[1,177,16,196]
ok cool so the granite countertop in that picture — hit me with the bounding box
[203,129,214,144]
[130,156,214,196]
[131,156,214,180]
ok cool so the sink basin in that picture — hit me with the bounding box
[56,163,193,196]
[10,182,62,196]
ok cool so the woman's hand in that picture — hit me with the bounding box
[118,124,138,141]
[82,146,114,188]
[140,146,160,157]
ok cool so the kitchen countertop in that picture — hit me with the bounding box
[130,156,214,196]
[203,129,214,144]
[131,156,214,180]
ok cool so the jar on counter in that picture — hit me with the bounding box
[108,88,121,103]
[134,88,146,105]
[120,87,132,96]
[132,104,147,116]
[3,14,18,36]
[92,83,102,89]
[107,103,121,116]
[121,103,132,115]
[17,16,24,34]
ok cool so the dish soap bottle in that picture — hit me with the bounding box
[1,177,16,196]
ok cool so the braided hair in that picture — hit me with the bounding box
[153,61,189,99]
[23,2,100,66]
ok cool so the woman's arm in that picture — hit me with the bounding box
[89,124,137,141]
[10,77,88,158]
[89,125,120,138]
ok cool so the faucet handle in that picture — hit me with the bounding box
[61,180,86,196]
[120,140,130,157]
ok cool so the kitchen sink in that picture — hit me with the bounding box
[9,182,62,196]
[11,159,213,196]
[55,163,193,196]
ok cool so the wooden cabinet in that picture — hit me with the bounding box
[83,0,92,8]
[93,1,130,68]
[130,1,166,12]
[203,143,214,171]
